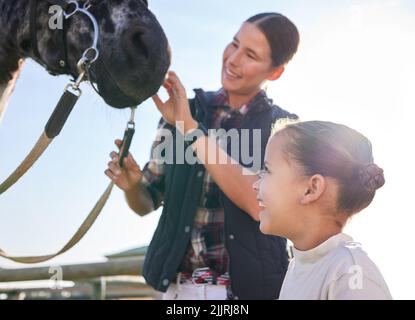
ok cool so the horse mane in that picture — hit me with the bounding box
[0,59,24,124]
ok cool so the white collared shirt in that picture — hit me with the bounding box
[279,233,392,300]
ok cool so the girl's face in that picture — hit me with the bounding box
[221,22,278,95]
[253,135,306,237]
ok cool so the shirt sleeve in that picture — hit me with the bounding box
[327,273,393,300]
[141,117,170,210]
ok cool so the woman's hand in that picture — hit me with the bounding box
[105,139,143,191]
[152,71,198,134]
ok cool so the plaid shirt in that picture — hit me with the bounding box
[141,89,267,284]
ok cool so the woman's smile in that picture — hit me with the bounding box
[223,66,242,81]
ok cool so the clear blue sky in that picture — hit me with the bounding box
[1,0,415,299]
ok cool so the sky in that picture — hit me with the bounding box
[1,0,415,299]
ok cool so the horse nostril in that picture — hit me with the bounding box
[129,27,149,60]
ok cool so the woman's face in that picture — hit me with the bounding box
[222,22,277,95]
[253,135,306,237]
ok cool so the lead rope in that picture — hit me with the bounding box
[0,108,136,264]
[0,62,86,195]
[1,0,100,195]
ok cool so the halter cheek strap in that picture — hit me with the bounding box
[30,0,72,75]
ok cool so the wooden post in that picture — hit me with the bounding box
[91,277,106,300]
[0,257,144,282]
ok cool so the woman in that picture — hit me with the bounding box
[106,12,300,300]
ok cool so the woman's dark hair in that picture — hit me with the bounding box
[273,121,385,214]
[246,13,300,67]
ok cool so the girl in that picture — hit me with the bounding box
[253,120,392,299]
[106,13,299,299]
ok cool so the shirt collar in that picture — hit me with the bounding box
[292,233,354,265]
[211,88,269,116]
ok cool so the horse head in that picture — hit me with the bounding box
[0,0,170,111]
[0,1,172,262]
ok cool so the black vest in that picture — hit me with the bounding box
[143,89,298,299]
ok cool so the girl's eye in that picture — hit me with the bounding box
[264,165,271,174]
[247,54,256,60]
[231,42,238,48]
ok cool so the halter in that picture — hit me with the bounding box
[30,0,100,76]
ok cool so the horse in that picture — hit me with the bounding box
[0,0,170,263]
[0,0,170,123]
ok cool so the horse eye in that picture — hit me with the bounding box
[141,0,148,7]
